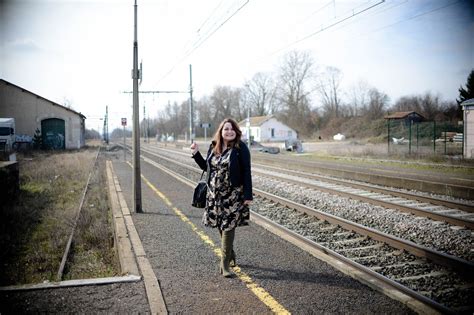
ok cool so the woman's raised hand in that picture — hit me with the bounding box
[190,142,199,155]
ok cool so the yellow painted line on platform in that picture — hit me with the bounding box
[132,164,290,314]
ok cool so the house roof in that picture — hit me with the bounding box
[0,79,86,119]
[461,98,474,107]
[238,115,273,126]
[384,111,424,120]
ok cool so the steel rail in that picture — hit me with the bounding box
[56,147,101,281]
[252,154,474,200]
[250,211,456,315]
[254,162,473,213]
[254,189,474,275]
[255,170,474,229]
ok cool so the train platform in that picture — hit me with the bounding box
[107,157,417,314]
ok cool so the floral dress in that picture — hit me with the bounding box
[202,147,249,231]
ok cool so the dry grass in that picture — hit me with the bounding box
[63,156,119,280]
[0,145,119,285]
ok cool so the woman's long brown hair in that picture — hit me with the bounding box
[212,118,242,155]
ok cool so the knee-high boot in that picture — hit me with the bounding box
[220,229,235,277]
[219,229,236,267]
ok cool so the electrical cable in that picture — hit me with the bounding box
[266,0,385,58]
[154,0,249,87]
[368,0,461,34]
[328,0,409,34]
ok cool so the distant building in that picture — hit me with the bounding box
[239,116,297,142]
[462,98,474,158]
[384,111,425,124]
[0,79,86,149]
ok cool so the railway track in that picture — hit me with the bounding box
[58,147,101,281]
[252,154,474,200]
[144,144,474,229]
[122,143,473,313]
[255,164,474,228]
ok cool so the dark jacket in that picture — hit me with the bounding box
[192,140,253,201]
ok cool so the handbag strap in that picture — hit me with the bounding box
[199,170,205,180]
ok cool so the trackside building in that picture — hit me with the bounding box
[462,98,474,158]
[0,79,86,149]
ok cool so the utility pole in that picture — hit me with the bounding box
[106,105,109,145]
[189,64,194,144]
[132,0,142,213]
[143,105,146,143]
[247,106,250,148]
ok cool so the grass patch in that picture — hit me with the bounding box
[63,157,119,279]
[298,151,474,176]
[0,145,119,285]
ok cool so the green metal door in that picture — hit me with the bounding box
[41,118,65,149]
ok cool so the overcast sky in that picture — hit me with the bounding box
[1,0,473,131]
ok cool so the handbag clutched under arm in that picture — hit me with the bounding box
[192,170,207,208]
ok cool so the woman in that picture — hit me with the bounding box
[190,118,253,277]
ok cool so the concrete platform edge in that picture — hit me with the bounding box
[107,161,168,315]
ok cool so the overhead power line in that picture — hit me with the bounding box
[266,0,385,58]
[186,0,249,56]
[155,0,249,87]
[369,0,461,34]
[328,0,409,34]
[333,0,462,43]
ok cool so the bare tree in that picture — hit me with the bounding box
[193,97,213,137]
[276,50,317,136]
[317,66,343,119]
[195,96,211,122]
[209,86,242,123]
[441,100,460,121]
[363,88,389,120]
[153,100,188,139]
[392,95,421,113]
[391,92,441,120]
[419,92,441,121]
[243,72,277,116]
[348,79,370,117]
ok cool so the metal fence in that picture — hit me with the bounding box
[387,120,463,156]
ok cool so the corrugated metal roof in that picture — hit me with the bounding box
[384,111,424,120]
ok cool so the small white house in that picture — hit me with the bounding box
[239,116,297,142]
[462,98,474,158]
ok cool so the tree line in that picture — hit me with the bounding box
[109,51,473,141]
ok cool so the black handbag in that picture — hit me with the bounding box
[192,171,207,208]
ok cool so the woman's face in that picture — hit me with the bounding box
[221,122,236,143]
